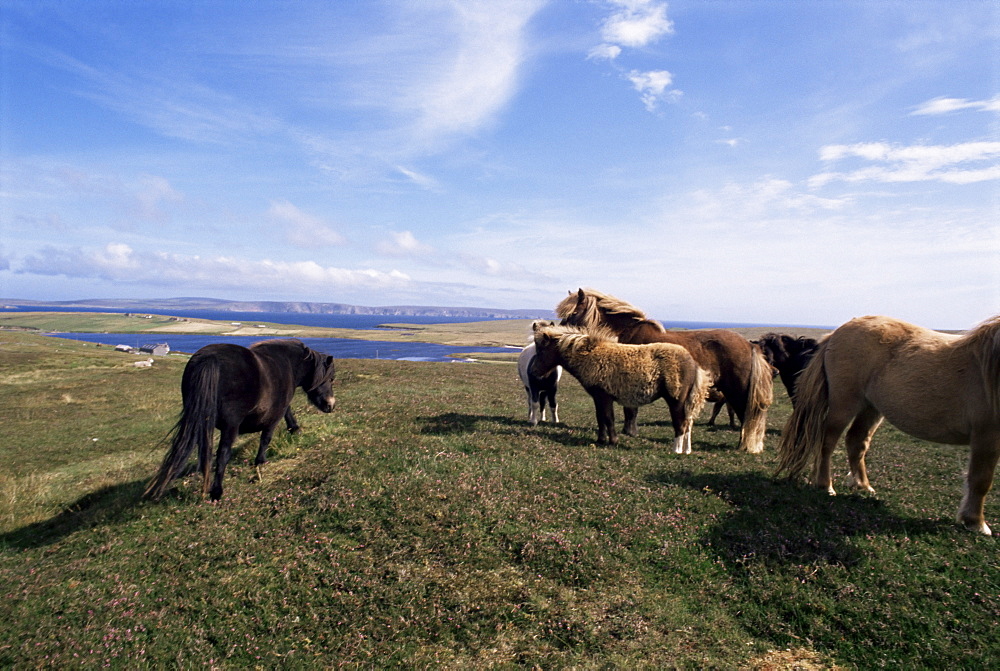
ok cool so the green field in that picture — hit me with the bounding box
[0,330,996,668]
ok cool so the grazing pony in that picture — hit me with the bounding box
[531,323,711,453]
[556,289,773,453]
[775,315,1000,535]
[517,337,562,426]
[755,333,819,404]
[144,339,336,502]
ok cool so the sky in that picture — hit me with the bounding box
[1,0,998,329]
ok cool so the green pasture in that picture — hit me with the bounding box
[0,330,996,668]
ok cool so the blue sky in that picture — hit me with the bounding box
[1,0,997,328]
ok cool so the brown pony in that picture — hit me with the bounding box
[531,323,711,453]
[556,289,773,453]
[775,315,1000,535]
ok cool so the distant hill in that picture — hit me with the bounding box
[1,297,554,319]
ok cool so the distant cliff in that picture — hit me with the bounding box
[2,297,554,319]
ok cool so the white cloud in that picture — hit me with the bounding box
[17,243,409,293]
[400,0,545,145]
[626,69,680,111]
[911,95,1000,116]
[376,230,435,257]
[267,200,346,248]
[587,44,622,61]
[600,0,674,48]
[811,141,1000,186]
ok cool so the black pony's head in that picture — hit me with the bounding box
[304,348,336,413]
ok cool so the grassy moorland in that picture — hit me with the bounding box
[0,330,997,668]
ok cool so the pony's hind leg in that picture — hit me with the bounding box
[209,426,239,501]
[844,405,883,494]
[623,406,639,437]
[589,388,617,445]
[958,431,1000,535]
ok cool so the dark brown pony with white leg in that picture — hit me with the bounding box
[144,339,336,502]
[775,315,1000,535]
[531,323,711,453]
[556,289,773,453]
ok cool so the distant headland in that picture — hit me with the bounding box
[0,297,553,320]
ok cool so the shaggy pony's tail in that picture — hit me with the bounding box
[775,338,831,480]
[143,361,219,500]
[739,346,774,454]
[685,366,712,431]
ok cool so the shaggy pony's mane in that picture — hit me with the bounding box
[555,289,666,333]
[535,324,620,356]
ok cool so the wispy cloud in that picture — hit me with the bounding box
[911,95,1000,115]
[810,141,1000,186]
[267,200,346,248]
[376,231,435,258]
[18,243,409,293]
[395,0,545,148]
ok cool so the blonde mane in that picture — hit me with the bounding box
[536,324,619,356]
[954,314,1000,417]
[555,289,666,333]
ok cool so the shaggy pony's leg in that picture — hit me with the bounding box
[623,407,639,437]
[844,405,883,494]
[958,431,1000,535]
[588,388,617,445]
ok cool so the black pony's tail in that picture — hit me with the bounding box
[143,360,219,500]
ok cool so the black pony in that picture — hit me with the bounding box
[144,339,336,501]
[755,333,819,404]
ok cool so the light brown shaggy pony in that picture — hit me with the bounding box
[556,288,773,453]
[775,314,1000,535]
[531,323,712,453]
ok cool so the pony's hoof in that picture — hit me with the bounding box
[958,515,992,535]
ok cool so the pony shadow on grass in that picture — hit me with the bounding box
[419,412,525,435]
[649,470,949,569]
[0,479,150,550]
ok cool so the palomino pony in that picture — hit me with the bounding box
[531,323,711,453]
[775,315,1000,535]
[755,333,819,404]
[556,289,773,453]
[517,337,562,426]
[144,339,336,502]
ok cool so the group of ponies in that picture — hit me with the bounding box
[142,290,1000,535]
[521,288,1000,536]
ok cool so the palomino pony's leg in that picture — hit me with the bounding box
[665,399,689,454]
[623,407,639,437]
[843,405,883,494]
[958,431,1000,535]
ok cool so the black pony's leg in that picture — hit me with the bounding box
[623,406,639,436]
[255,422,282,466]
[707,401,723,426]
[284,407,300,434]
[210,426,239,501]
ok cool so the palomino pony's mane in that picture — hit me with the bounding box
[954,314,1000,416]
[555,289,666,333]
[537,324,620,356]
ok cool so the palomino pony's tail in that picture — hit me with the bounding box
[775,338,831,480]
[143,361,220,500]
[738,345,774,454]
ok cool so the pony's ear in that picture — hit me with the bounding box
[577,288,585,302]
